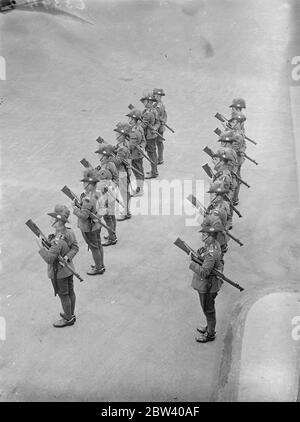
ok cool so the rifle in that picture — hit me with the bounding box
[61,185,116,235]
[186,194,243,246]
[25,219,84,282]
[203,146,250,188]
[214,128,258,165]
[214,113,257,145]
[127,104,165,141]
[174,238,244,291]
[201,163,243,218]
[80,159,125,209]
[128,103,175,133]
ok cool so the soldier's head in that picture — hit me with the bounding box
[95,144,114,161]
[47,204,70,230]
[140,92,156,108]
[80,169,99,192]
[215,147,235,165]
[114,122,131,143]
[126,109,141,126]
[207,180,229,201]
[218,130,236,144]
[229,97,246,111]
[153,88,165,102]
[199,214,223,243]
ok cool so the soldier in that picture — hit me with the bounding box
[95,143,119,186]
[218,130,246,206]
[153,88,167,165]
[97,168,118,246]
[126,108,146,197]
[213,147,239,227]
[72,169,105,275]
[140,92,160,179]
[37,205,79,328]
[188,214,224,343]
[205,182,230,261]
[206,181,231,231]
[113,123,133,221]
[228,110,246,135]
[229,97,246,114]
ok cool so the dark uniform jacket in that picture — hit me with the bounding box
[114,140,131,172]
[39,228,79,280]
[189,240,223,293]
[73,192,102,232]
[100,159,119,186]
[153,101,167,134]
[129,124,146,160]
[141,107,160,140]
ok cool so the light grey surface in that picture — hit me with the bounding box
[0,0,299,401]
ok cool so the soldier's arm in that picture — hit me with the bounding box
[39,242,61,264]
[197,252,216,278]
[73,199,92,220]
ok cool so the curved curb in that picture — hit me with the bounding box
[212,284,300,402]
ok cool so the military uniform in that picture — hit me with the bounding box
[189,215,223,342]
[39,205,79,328]
[73,170,105,275]
[97,168,117,246]
[140,92,160,178]
[126,108,146,196]
[113,123,132,220]
[218,131,245,206]
[153,88,167,164]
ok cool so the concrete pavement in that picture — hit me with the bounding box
[0,0,299,401]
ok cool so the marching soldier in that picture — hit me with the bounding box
[140,92,160,179]
[126,108,146,196]
[113,123,132,221]
[72,169,105,275]
[188,214,224,343]
[152,88,167,165]
[37,205,79,328]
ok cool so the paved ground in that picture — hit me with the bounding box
[0,0,299,402]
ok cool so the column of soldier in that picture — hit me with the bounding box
[27,88,170,328]
[182,97,258,343]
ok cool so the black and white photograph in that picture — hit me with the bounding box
[0,0,300,405]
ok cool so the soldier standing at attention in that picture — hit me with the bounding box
[72,169,105,276]
[37,205,79,328]
[97,168,118,247]
[113,123,133,221]
[126,108,146,197]
[140,92,160,179]
[187,215,224,343]
[152,88,167,165]
[229,97,246,114]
